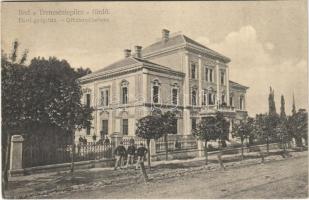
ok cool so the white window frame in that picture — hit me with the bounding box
[171,85,179,105]
[120,80,129,105]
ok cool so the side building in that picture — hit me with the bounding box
[76,29,249,142]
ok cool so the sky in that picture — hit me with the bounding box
[1,1,308,116]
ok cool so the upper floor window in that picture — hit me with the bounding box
[191,63,197,79]
[205,67,213,82]
[86,93,91,107]
[208,93,215,105]
[220,71,225,85]
[230,96,233,107]
[240,96,244,110]
[221,94,226,105]
[172,88,178,105]
[100,88,109,106]
[191,89,197,106]
[152,80,161,104]
[202,90,207,106]
[122,87,128,104]
[121,80,129,105]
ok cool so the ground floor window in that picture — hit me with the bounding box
[122,119,128,135]
[171,118,178,134]
[86,126,91,135]
[191,118,197,132]
[101,120,108,137]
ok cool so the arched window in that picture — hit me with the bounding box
[121,80,129,104]
[191,89,197,106]
[152,79,161,104]
[171,83,179,105]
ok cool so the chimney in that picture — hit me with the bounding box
[134,45,142,58]
[124,49,131,58]
[162,29,170,42]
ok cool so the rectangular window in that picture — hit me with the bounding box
[202,90,207,105]
[122,87,128,104]
[101,120,108,137]
[208,93,213,105]
[105,90,109,106]
[122,119,128,135]
[172,118,177,134]
[86,94,91,107]
[209,69,213,82]
[191,64,196,79]
[205,68,209,81]
[192,118,197,131]
[86,126,91,135]
[191,90,197,106]
[100,89,109,106]
[230,97,233,107]
[153,86,159,103]
[240,97,243,110]
[172,88,178,105]
[222,94,225,104]
[221,71,225,85]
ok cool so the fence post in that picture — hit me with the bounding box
[111,132,123,156]
[9,135,24,176]
[149,140,156,161]
[197,140,204,157]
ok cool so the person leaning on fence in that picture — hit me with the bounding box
[135,143,147,170]
[126,139,136,168]
[114,141,127,170]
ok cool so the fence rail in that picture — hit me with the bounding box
[155,135,198,153]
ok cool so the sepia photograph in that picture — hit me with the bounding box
[1,1,308,199]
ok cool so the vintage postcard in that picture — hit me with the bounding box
[1,1,308,199]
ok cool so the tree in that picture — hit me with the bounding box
[280,95,286,120]
[232,117,254,159]
[160,111,177,160]
[135,115,164,168]
[1,40,29,192]
[193,117,217,164]
[214,112,229,149]
[25,57,93,172]
[75,67,92,78]
[288,109,308,147]
[269,87,277,116]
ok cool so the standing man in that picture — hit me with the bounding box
[126,139,136,168]
[114,141,126,170]
[136,143,147,170]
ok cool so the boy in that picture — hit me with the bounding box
[114,141,126,170]
[135,143,147,170]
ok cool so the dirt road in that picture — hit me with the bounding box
[45,153,308,199]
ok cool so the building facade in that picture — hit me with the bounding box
[76,29,249,142]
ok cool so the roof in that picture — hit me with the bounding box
[142,34,230,63]
[79,57,184,82]
[229,80,249,90]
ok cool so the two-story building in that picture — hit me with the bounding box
[76,29,249,142]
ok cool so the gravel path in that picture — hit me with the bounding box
[35,151,308,199]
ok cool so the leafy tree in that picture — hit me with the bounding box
[288,109,308,147]
[160,111,177,160]
[193,117,217,164]
[232,117,254,159]
[1,41,29,191]
[25,57,93,171]
[75,67,92,78]
[214,112,229,148]
[135,115,164,167]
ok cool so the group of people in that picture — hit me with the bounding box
[114,140,147,170]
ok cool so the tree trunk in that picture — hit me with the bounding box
[241,138,244,160]
[2,132,11,194]
[147,139,151,169]
[164,134,168,161]
[204,140,208,165]
[70,132,75,173]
